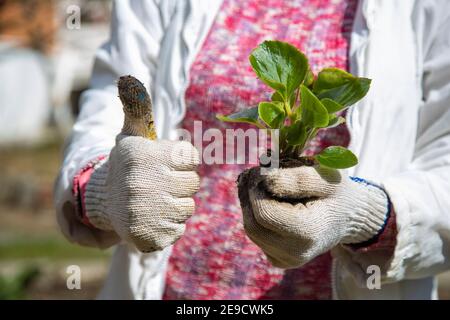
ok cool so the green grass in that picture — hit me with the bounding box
[0,266,40,299]
[0,235,111,261]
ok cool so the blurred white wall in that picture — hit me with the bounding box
[0,43,50,146]
[0,0,111,147]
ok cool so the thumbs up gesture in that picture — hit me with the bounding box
[83,76,200,252]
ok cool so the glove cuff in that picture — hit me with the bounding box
[341,177,390,244]
[84,157,114,231]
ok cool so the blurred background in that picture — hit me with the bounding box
[0,0,112,299]
[0,0,449,300]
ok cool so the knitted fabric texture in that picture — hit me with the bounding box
[84,136,200,252]
[164,0,359,300]
[240,166,388,269]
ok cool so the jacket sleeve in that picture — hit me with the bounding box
[381,3,450,281]
[334,1,450,285]
[53,0,175,248]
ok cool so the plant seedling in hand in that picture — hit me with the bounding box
[217,40,370,169]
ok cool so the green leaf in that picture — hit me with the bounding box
[258,101,286,128]
[313,68,353,92]
[299,85,329,128]
[316,146,358,169]
[313,68,371,107]
[326,115,346,128]
[272,91,297,108]
[249,40,308,101]
[304,68,314,87]
[286,121,307,146]
[216,107,263,127]
[321,98,344,114]
[271,91,284,102]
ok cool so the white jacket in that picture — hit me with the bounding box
[54,0,450,299]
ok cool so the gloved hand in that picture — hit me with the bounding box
[84,135,200,252]
[238,165,390,268]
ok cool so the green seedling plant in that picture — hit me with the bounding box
[217,40,371,169]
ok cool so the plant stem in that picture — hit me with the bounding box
[302,128,319,152]
[284,100,292,118]
[294,87,300,107]
[289,88,301,123]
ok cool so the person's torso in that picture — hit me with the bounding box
[163,0,357,300]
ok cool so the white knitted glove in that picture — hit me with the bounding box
[84,135,200,252]
[238,165,389,269]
